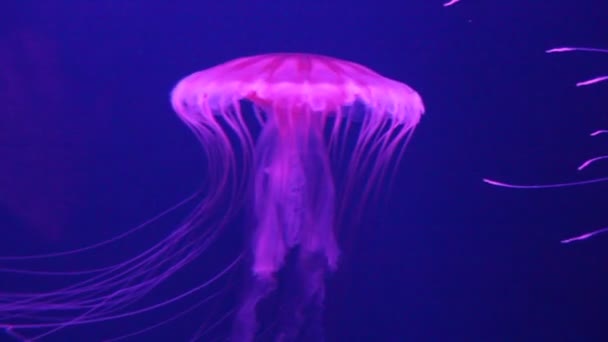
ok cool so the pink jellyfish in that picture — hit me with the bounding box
[485,46,608,244]
[0,53,424,341]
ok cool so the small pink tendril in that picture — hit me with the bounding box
[486,47,608,245]
[546,47,608,87]
[590,130,608,136]
[576,76,608,87]
[443,0,461,7]
[577,156,608,171]
[577,130,608,170]
[561,227,608,244]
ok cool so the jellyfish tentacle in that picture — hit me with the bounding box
[546,46,608,86]
[590,130,608,136]
[443,0,461,7]
[561,227,608,244]
[578,155,608,171]
[486,46,608,244]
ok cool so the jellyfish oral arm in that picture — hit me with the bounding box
[232,114,337,340]
[250,115,338,279]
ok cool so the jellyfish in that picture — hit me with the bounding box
[484,46,608,244]
[0,53,424,341]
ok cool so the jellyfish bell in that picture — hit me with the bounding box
[171,53,423,149]
[172,53,422,114]
[0,53,424,341]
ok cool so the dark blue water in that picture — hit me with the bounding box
[1,1,607,341]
